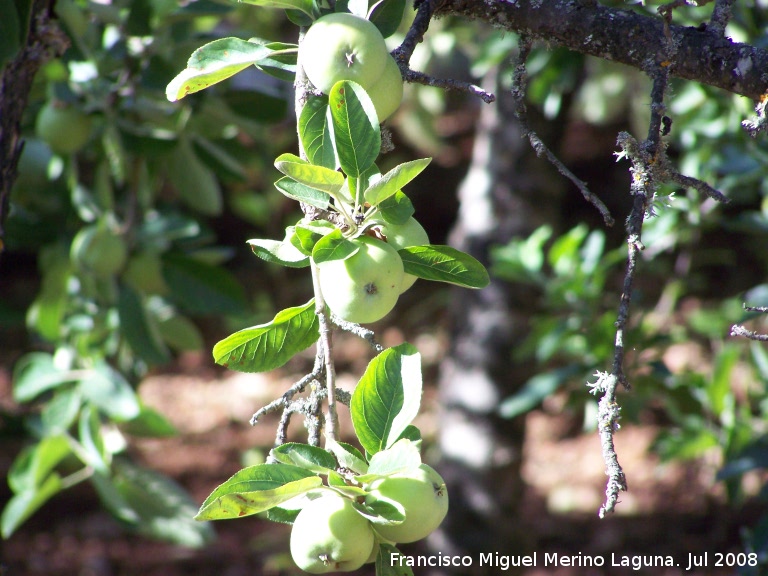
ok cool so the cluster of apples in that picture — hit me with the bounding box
[300,13,426,325]
[290,464,449,573]
[300,12,404,123]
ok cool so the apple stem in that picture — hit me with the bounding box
[311,258,340,443]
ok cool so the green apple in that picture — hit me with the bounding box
[35,101,93,155]
[365,464,448,544]
[317,235,404,324]
[367,55,404,122]
[373,217,429,292]
[290,493,375,573]
[70,223,128,277]
[300,13,389,94]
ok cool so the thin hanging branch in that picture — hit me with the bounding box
[511,36,614,226]
[392,0,495,104]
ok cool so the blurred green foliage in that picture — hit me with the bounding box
[2,0,298,543]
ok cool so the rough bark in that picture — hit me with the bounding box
[0,0,67,255]
[436,0,768,101]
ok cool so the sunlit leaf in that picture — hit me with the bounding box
[196,463,321,520]
[212,300,319,372]
[351,343,422,455]
[398,245,490,289]
[328,80,380,178]
[364,158,431,207]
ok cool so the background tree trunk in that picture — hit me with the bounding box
[428,67,565,573]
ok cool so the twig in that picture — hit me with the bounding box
[330,313,384,353]
[392,0,496,105]
[709,0,736,34]
[250,352,324,427]
[743,97,768,139]
[392,0,442,66]
[311,259,340,444]
[731,304,768,342]
[588,372,627,518]
[594,66,673,517]
[404,69,495,104]
[511,37,614,226]
[731,325,768,342]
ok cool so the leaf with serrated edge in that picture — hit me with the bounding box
[299,96,336,169]
[326,439,368,474]
[364,158,431,207]
[212,300,319,373]
[398,245,490,288]
[274,176,330,210]
[366,439,421,477]
[248,227,311,268]
[166,38,272,102]
[328,80,380,178]
[196,476,322,520]
[274,153,344,195]
[196,463,319,520]
[351,343,422,455]
[270,443,338,473]
[311,229,359,265]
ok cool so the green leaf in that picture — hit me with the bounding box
[708,345,740,416]
[328,80,380,178]
[248,227,311,268]
[252,41,298,81]
[398,245,490,289]
[117,284,172,366]
[40,387,81,435]
[91,471,142,525]
[368,0,406,38]
[270,443,338,473]
[366,439,421,477]
[238,0,315,18]
[212,299,319,373]
[162,254,248,315]
[7,436,72,493]
[498,366,580,419]
[377,190,414,225]
[299,96,336,169]
[353,497,404,524]
[311,229,359,265]
[78,406,109,473]
[166,38,273,101]
[364,158,431,207]
[274,153,345,196]
[167,137,222,216]
[293,221,333,255]
[196,463,322,520]
[274,176,331,209]
[111,460,215,547]
[120,403,178,438]
[157,313,204,352]
[351,343,422,455]
[1,474,63,538]
[12,352,79,402]
[79,363,141,421]
[326,439,369,474]
[377,544,414,576]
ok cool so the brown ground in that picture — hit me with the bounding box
[0,346,762,576]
